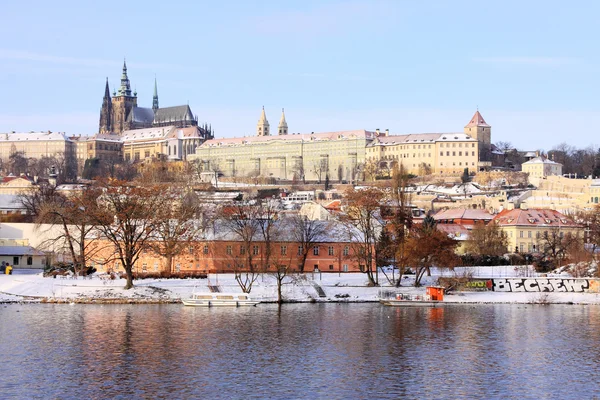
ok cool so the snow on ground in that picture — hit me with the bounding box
[1,268,599,304]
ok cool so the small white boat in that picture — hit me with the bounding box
[380,293,443,307]
[182,293,260,307]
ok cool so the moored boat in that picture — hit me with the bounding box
[379,286,445,307]
[182,293,260,307]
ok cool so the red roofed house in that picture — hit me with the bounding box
[492,207,582,254]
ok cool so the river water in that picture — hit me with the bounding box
[1,303,599,399]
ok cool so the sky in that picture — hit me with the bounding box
[0,0,598,151]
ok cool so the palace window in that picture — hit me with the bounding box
[313,246,320,256]
[203,245,209,254]
[281,246,287,256]
[253,245,259,255]
[226,245,232,255]
[328,246,334,256]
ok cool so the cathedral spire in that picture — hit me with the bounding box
[257,106,270,136]
[278,108,288,135]
[99,77,113,133]
[152,76,159,111]
[117,58,132,97]
[104,77,111,99]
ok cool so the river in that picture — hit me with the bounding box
[1,303,599,399]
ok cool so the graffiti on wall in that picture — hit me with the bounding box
[492,278,598,293]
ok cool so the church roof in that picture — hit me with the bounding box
[465,111,490,128]
[258,106,269,125]
[278,108,287,127]
[154,105,195,124]
[129,107,155,124]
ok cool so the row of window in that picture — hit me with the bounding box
[518,230,565,239]
[211,245,352,256]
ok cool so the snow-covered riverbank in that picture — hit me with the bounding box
[2,269,600,305]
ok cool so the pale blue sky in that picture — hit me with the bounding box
[1,0,598,150]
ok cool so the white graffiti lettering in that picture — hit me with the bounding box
[492,278,592,293]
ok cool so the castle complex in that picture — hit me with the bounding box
[189,109,493,181]
[99,61,213,139]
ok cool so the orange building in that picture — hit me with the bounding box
[89,220,369,274]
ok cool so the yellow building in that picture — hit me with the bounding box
[190,109,489,181]
[367,132,479,176]
[493,207,582,253]
[0,131,75,162]
[121,126,206,162]
[522,156,563,185]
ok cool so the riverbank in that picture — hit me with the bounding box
[2,270,600,305]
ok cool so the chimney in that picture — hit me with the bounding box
[535,150,539,157]
[385,129,389,137]
[376,128,380,136]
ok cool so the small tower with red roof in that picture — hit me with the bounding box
[464,110,491,161]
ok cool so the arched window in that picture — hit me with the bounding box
[27,256,33,265]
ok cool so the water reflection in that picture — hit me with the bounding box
[1,304,600,399]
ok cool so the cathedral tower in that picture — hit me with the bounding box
[464,110,491,161]
[257,106,270,136]
[277,108,288,135]
[111,60,138,134]
[152,77,159,111]
[99,78,112,133]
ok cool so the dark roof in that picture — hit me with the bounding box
[154,105,195,124]
[129,107,155,124]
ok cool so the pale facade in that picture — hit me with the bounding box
[0,132,75,161]
[121,126,206,162]
[367,132,479,175]
[522,156,563,184]
[190,130,374,182]
[493,207,582,253]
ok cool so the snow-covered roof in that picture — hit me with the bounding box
[0,132,71,142]
[0,246,46,256]
[120,126,176,143]
[201,130,376,148]
[522,156,562,166]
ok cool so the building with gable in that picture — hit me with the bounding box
[493,207,582,254]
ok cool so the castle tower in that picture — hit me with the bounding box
[257,106,270,136]
[99,78,112,133]
[152,77,159,111]
[111,60,138,134]
[464,110,491,161]
[277,108,288,135]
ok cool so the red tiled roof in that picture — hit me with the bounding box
[493,208,579,228]
[465,111,490,128]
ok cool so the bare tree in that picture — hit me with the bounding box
[87,180,166,289]
[537,228,581,270]
[342,187,384,285]
[289,215,329,273]
[220,201,264,293]
[147,187,208,273]
[404,216,459,286]
[464,222,508,256]
[35,186,104,275]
